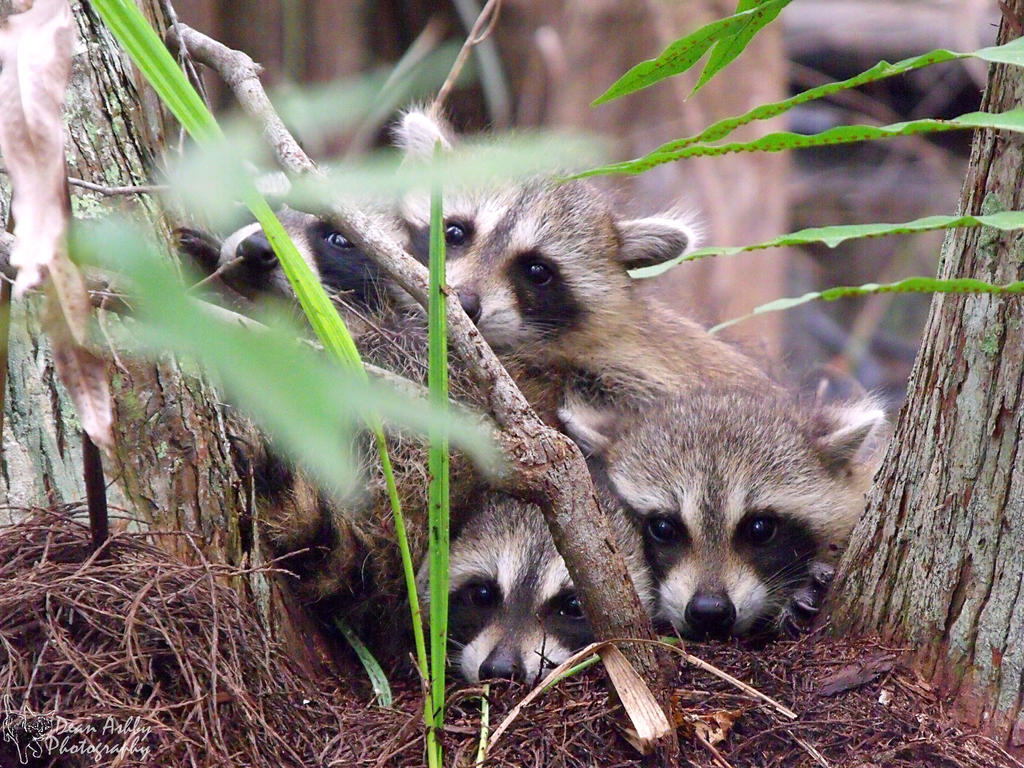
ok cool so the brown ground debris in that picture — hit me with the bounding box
[1,510,1020,767]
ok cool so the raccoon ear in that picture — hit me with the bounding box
[813,398,888,470]
[393,106,454,160]
[558,398,617,458]
[801,364,868,404]
[616,216,699,270]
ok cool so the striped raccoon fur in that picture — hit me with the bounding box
[421,491,652,683]
[178,209,559,651]
[560,386,887,639]
[394,109,771,411]
[176,206,414,314]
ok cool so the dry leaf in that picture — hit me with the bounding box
[45,289,114,451]
[0,0,73,298]
[689,708,743,747]
[0,1,112,451]
[600,644,673,755]
[818,655,896,697]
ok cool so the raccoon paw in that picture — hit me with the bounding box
[780,562,836,636]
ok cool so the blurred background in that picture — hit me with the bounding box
[172,0,1000,408]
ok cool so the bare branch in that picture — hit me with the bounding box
[1,165,167,197]
[165,25,315,176]
[433,0,504,115]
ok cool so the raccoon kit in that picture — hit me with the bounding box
[422,491,652,683]
[178,207,565,650]
[395,109,771,411]
[176,206,413,319]
[561,386,887,639]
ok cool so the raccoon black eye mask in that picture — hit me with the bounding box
[419,493,652,683]
[560,386,887,640]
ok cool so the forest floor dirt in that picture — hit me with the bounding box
[348,632,1021,768]
[2,510,1021,768]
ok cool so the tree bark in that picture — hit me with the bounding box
[831,5,1024,751]
[1,0,269,623]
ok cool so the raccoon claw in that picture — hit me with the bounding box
[780,562,837,635]
[792,596,820,616]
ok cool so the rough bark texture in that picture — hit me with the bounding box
[831,7,1024,750]
[1,0,258,598]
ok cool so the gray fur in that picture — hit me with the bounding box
[560,386,888,638]
[393,108,767,413]
[421,491,652,683]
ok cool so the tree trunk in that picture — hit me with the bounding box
[1,0,274,631]
[831,6,1024,751]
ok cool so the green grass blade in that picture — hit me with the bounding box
[629,211,1024,278]
[578,109,1024,178]
[711,277,1024,333]
[90,0,220,143]
[333,617,393,708]
[693,0,788,96]
[87,7,465,738]
[426,168,450,768]
[592,0,790,105]
[541,654,601,692]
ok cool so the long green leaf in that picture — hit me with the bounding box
[693,0,788,95]
[630,211,1024,278]
[598,15,1024,108]
[73,222,494,491]
[89,1,364,376]
[334,618,393,708]
[662,37,1024,152]
[426,169,450,768]
[579,109,1024,177]
[592,0,791,105]
[711,277,1024,333]
[85,12,491,741]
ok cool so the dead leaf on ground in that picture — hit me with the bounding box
[818,654,896,697]
[676,707,745,747]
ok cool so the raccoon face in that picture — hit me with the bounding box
[196,207,410,308]
[561,388,887,639]
[421,494,650,683]
[403,181,698,354]
[394,110,699,355]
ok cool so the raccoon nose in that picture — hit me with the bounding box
[458,290,482,323]
[478,646,523,681]
[237,232,278,272]
[684,592,736,637]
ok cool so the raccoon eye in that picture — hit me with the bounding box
[457,580,500,608]
[523,260,554,286]
[646,516,684,545]
[324,231,354,250]
[444,222,469,246]
[743,514,778,546]
[558,593,584,620]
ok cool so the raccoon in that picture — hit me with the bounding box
[422,491,653,683]
[394,110,771,410]
[176,205,412,312]
[559,386,887,639]
[178,207,565,656]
